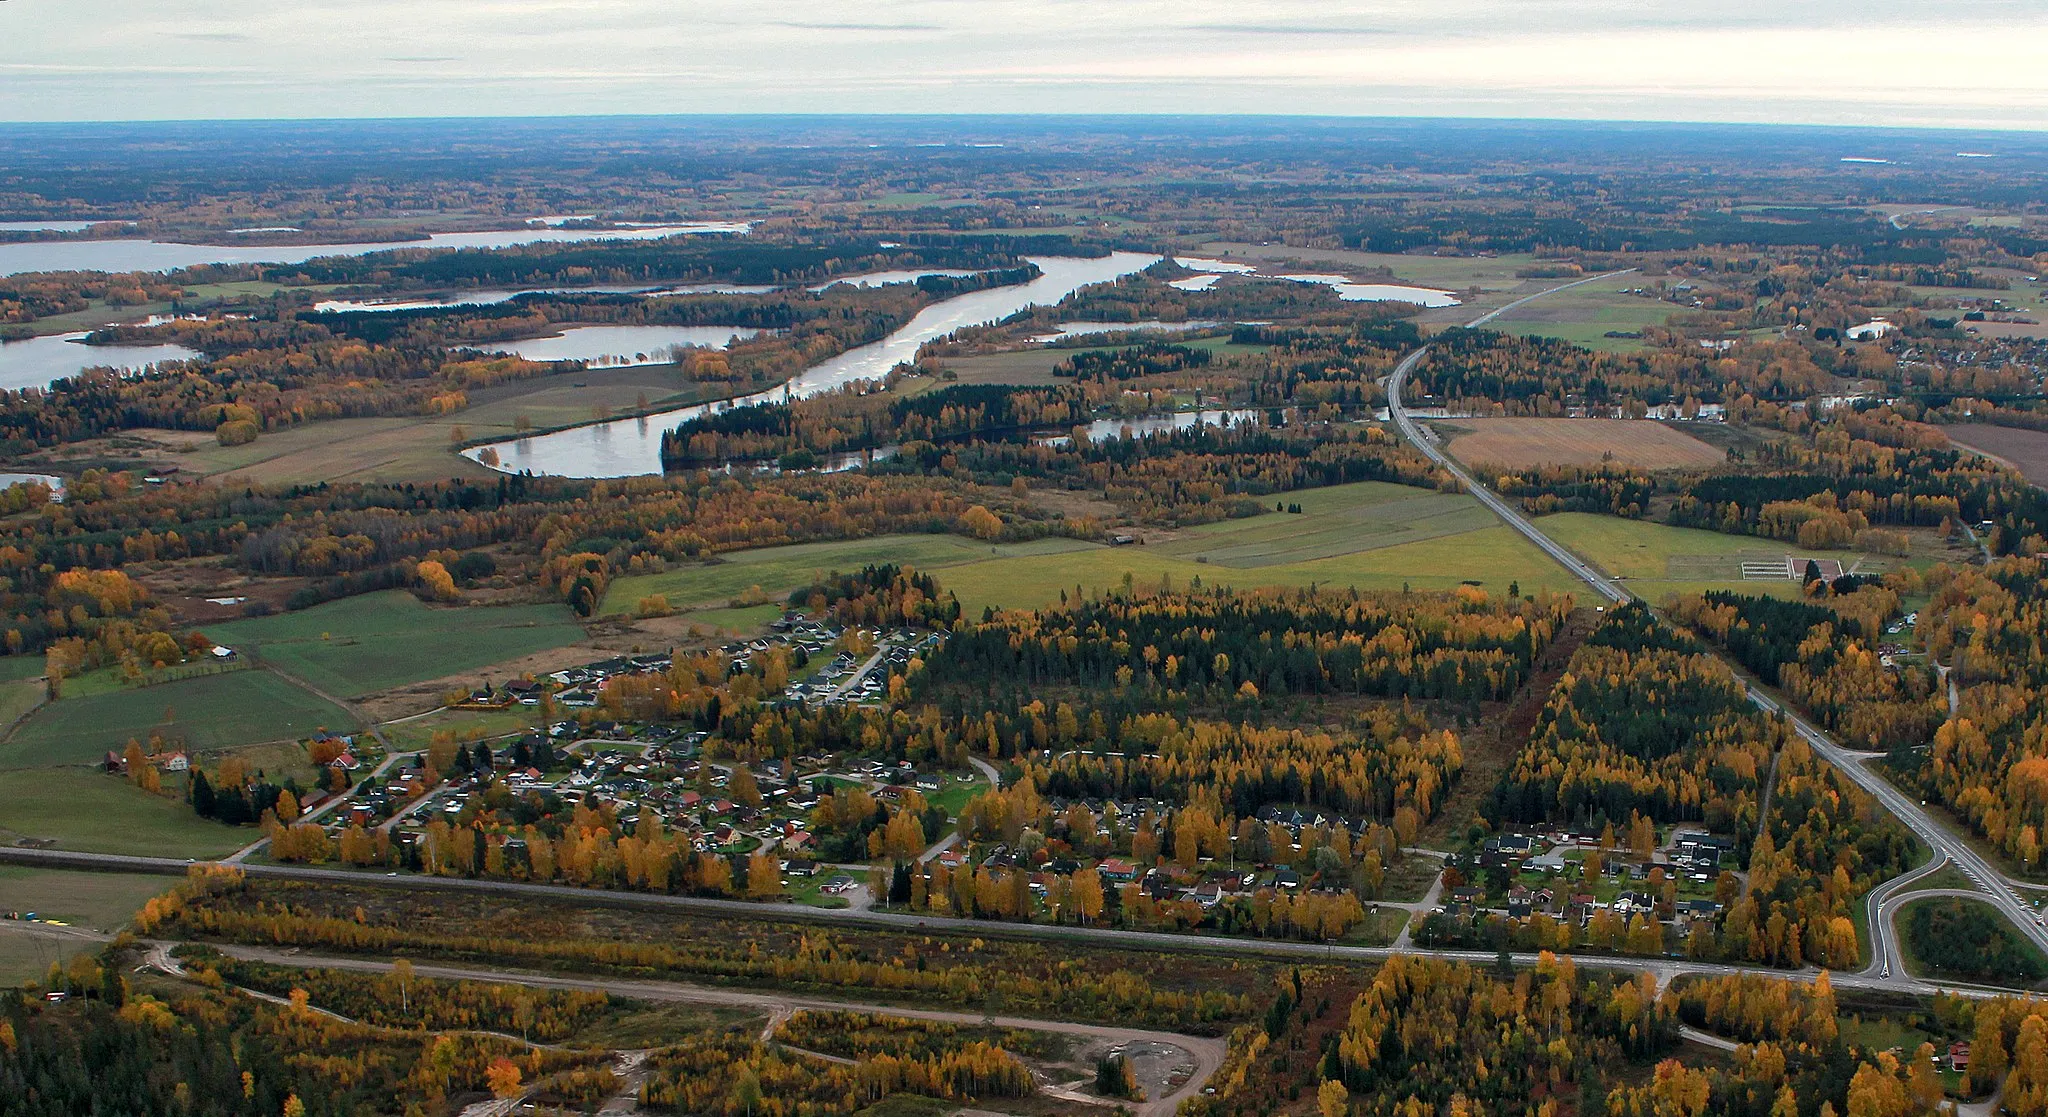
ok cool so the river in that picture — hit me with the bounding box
[467,252,1159,478]
[312,281,779,314]
[0,222,750,278]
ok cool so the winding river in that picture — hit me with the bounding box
[467,252,1159,478]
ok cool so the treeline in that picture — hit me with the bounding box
[788,564,961,631]
[922,584,1568,701]
[0,942,607,1116]
[1669,589,1944,753]
[900,420,1444,525]
[1413,328,1838,413]
[659,381,1097,468]
[146,875,1251,1030]
[1057,342,1213,380]
[1906,558,2048,868]
[639,1032,1033,1115]
[195,952,614,1042]
[1489,603,1778,835]
[1332,955,1672,1117]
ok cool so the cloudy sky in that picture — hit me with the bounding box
[5,0,2046,128]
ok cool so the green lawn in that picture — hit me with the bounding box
[1536,512,1887,602]
[604,534,1100,613]
[206,591,585,698]
[2,670,356,768]
[0,768,246,857]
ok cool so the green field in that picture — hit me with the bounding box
[381,706,536,752]
[1487,273,1679,352]
[1,670,355,768]
[604,534,1101,613]
[940,523,1580,612]
[1154,482,1498,567]
[0,866,168,929]
[0,768,246,858]
[1535,512,1887,602]
[205,591,585,697]
[610,485,1586,617]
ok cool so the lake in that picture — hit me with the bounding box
[0,221,751,278]
[468,251,1158,478]
[1030,320,1221,342]
[1041,409,1260,446]
[481,325,767,366]
[809,269,980,290]
[0,332,203,392]
[1173,257,1458,306]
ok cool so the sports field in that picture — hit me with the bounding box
[1,669,356,768]
[1442,418,1725,471]
[0,768,246,858]
[205,591,585,698]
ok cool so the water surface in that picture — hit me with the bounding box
[469,252,1157,477]
[0,332,203,391]
[0,222,750,278]
[481,325,766,366]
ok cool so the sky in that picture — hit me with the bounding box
[5,0,2047,129]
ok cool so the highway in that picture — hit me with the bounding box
[1385,275,2048,976]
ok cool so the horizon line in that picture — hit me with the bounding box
[0,111,2043,138]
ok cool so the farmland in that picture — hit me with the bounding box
[0,868,170,985]
[939,522,1579,611]
[0,768,245,858]
[1534,511,1896,601]
[204,591,586,699]
[602,533,1102,613]
[1483,270,1681,350]
[1440,417,1727,471]
[1,670,355,768]
[1942,423,2048,487]
[607,483,1583,617]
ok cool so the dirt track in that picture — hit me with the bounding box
[199,943,1225,1117]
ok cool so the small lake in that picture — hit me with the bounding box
[313,282,779,314]
[0,222,751,278]
[0,332,203,392]
[1030,320,1221,342]
[809,269,980,290]
[1173,257,1458,306]
[468,251,1159,478]
[481,325,768,366]
[1045,409,1261,445]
